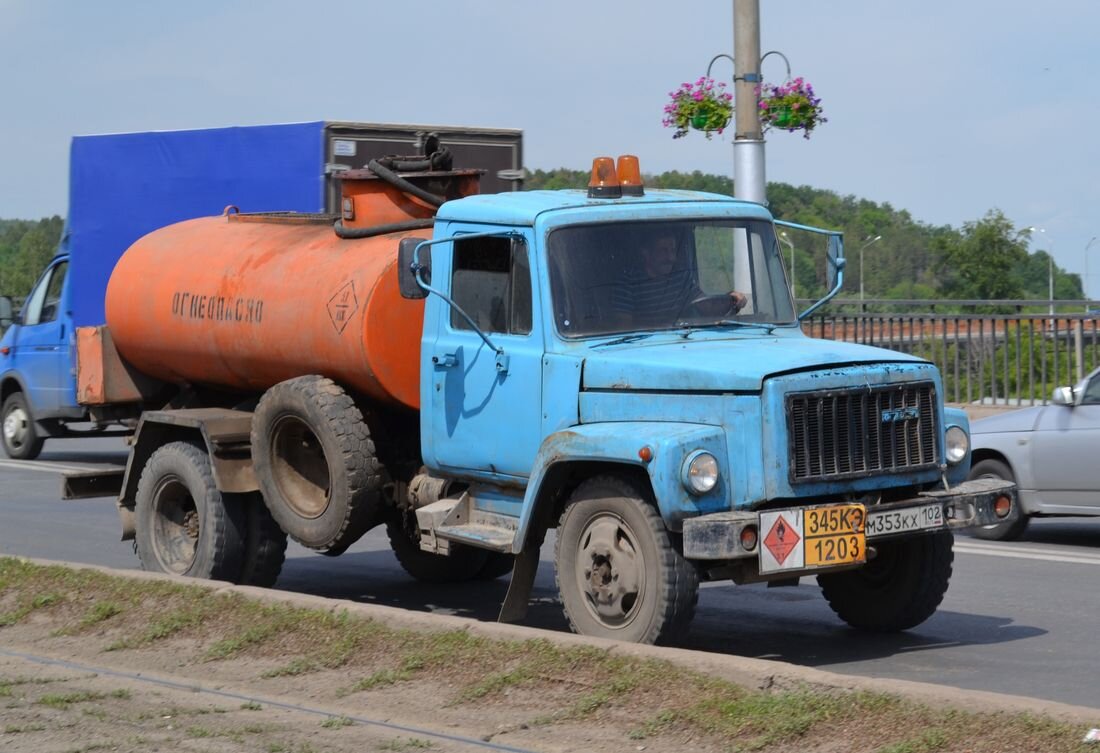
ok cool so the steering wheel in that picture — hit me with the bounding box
[674,292,742,322]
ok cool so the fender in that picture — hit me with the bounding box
[513,421,729,551]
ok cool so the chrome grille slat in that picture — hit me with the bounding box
[787,382,938,484]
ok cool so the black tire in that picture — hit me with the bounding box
[2,392,45,460]
[385,512,490,583]
[476,552,516,580]
[134,442,246,580]
[555,475,698,645]
[967,458,1029,541]
[817,531,954,632]
[233,491,288,588]
[251,376,383,554]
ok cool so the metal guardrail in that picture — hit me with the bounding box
[804,312,1100,407]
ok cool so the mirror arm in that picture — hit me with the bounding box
[798,256,845,322]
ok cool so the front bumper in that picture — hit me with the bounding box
[682,477,1017,562]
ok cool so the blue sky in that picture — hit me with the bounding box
[3,0,1098,296]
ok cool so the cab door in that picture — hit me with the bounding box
[426,230,543,482]
[12,259,70,414]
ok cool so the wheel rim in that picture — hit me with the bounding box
[3,404,29,449]
[151,474,199,574]
[574,512,646,630]
[269,415,330,519]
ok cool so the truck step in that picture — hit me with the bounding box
[435,522,515,552]
[414,490,519,554]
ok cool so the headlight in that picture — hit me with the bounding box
[945,426,969,465]
[682,450,719,495]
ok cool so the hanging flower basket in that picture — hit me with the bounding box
[662,77,733,140]
[758,77,826,139]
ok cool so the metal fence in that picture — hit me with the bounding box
[803,300,1100,406]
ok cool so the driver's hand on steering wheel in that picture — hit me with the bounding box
[729,291,747,313]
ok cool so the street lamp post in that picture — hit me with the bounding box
[1085,236,1097,310]
[779,231,795,301]
[858,235,882,307]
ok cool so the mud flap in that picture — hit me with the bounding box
[497,545,540,623]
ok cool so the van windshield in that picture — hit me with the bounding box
[547,219,795,338]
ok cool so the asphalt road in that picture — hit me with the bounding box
[2,436,1098,709]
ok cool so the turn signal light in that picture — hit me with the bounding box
[740,525,758,552]
[616,155,644,196]
[587,156,622,199]
[993,495,1012,519]
[0,347,9,356]
[638,445,654,462]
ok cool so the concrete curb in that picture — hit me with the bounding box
[13,556,1100,724]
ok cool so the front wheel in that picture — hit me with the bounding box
[2,392,45,460]
[817,531,953,632]
[555,476,698,645]
[967,458,1029,541]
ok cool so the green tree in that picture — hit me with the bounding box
[937,209,1027,301]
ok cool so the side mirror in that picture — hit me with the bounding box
[825,235,846,292]
[1052,386,1076,406]
[397,237,432,300]
[0,296,13,329]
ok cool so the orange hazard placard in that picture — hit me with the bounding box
[763,514,801,566]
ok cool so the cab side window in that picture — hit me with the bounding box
[21,261,67,326]
[450,237,532,335]
[1082,372,1100,405]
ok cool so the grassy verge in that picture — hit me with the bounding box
[0,557,1093,753]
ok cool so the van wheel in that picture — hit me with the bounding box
[134,442,246,580]
[967,459,1029,541]
[555,476,698,645]
[818,531,953,632]
[251,376,383,554]
[385,512,489,583]
[233,492,287,587]
[2,392,45,460]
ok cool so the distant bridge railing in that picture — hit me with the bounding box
[801,300,1100,407]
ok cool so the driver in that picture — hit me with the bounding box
[611,230,747,324]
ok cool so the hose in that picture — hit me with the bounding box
[367,158,447,208]
[333,217,435,240]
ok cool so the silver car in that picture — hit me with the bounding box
[967,365,1100,540]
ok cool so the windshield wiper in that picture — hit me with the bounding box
[591,333,655,348]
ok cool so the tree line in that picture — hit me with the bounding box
[0,172,1082,307]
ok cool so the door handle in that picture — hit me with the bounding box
[432,353,458,369]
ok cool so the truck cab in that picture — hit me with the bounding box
[394,175,1016,643]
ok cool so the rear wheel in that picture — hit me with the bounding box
[555,476,698,645]
[817,531,953,632]
[251,376,383,554]
[134,442,246,580]
[234,492,287,587]
[967,458,1029,541]
[2,392,45,460]
[477,552,515,580]
[385,511,490,583]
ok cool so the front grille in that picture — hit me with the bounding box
[787,382,938,483]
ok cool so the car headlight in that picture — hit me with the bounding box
[682,450,719,495]
[945,426,969,465]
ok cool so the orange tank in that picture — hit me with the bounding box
[105,212,428,410]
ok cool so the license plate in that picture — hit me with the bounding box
[803,504,866,568]
[866,503,944,537]
[759,503,866,573]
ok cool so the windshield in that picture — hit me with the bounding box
[548,219,795,338]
